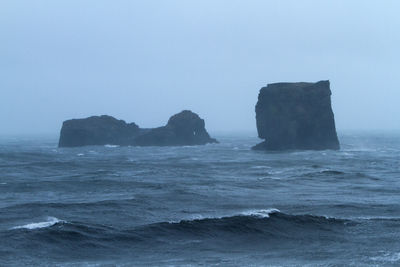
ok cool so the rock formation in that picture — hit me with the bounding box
[58,115,140,147]
[58,110,217,147]
[253,80,340,150]
[134,110,218,146]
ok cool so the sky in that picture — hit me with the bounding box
[1,0,399,135]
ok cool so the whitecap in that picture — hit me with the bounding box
[188,214,204,220]
[104,144,120,148]
[370,252,400,262]
[342,152,354,156]
[270,176,282,180]
[77,153,84,156]
[0,182,6,185]
[258,176,281,180]
[240,208,280,218]
[11,217,64,230]
[171,208,281,223]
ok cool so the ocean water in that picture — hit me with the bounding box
[0,132,399,266]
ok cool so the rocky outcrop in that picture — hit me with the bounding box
[58,115,140,147]
[253,80,340,150]
[134,110,218,146]
[58,110,217,147]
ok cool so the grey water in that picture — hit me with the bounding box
[0,132,400,266]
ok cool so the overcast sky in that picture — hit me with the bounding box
[1,0,399,135]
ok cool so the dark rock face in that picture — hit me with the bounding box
[58,115,140,147]
[58,111,217,147]
[253,80,340,150]
[134,110,217,146]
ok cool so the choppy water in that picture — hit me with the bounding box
[1,132,400,266]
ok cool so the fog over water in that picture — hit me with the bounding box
[1,0,399,134]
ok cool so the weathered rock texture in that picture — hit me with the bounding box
[58,110,217,147]
[253,80,340,150]
[134,110,217,146]
[58,115,140,147]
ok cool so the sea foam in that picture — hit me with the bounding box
[240,208,280,218]
[172,208,281,223]
[104,144,120,148]
[371,252,400,263]
[12,217,64,230]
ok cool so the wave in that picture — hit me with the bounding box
[8,210,349,242]
[11,217,64,230]
[239,208,280,218]
[104,144,120,148]
[250,165,271,169]
[301,170,379,180]
[320,170,345,175]
[158,210,349,233]
[176,209,281,222]
[298,170,345,180]
[4,210,400,265]
[370,252,400,263]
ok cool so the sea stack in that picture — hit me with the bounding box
[133,110,218,146]
[253,80,340,150]
[58,110,217,147]
[58,115,140,147]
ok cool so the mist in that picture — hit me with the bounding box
[1,0,399,135]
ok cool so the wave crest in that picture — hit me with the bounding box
[11,217,64,230]
[240,208,280,218]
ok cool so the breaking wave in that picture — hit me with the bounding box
[8,210,349,243]
[11,217,64,230]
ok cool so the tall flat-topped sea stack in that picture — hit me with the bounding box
[253,80,340,151]
[58,110,217,147]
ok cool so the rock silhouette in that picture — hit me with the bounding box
[58,110,217,147]
[253,80,340,150]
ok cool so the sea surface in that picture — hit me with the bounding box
[0,132,400,266]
